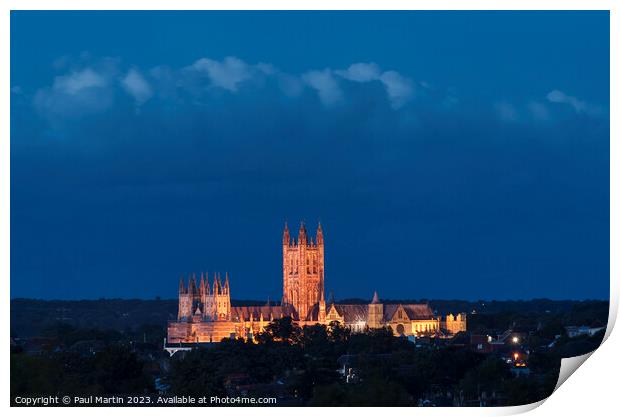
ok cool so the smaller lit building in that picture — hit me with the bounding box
[318,291,466,337]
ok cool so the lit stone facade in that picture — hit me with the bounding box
[282,222,325,321]
[166,223,466,344]
[445,313,467,334]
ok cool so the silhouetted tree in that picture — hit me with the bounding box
[256,317,301,344]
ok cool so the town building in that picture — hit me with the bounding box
[166,223,466,346]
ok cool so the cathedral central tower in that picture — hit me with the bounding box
[282,222,325,320]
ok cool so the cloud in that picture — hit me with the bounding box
[495,94,606,124]
[53,68,107,95]
[546,90,588,113]
[336,62,382,82]
[30,55,457,123]
[190,56,253,92]
[33,67,114,121]
[302,69,343,105]
[335,62,414,109]
[256,62,276,75]
[121,69,153,105]
[379,71,414,109]
[494,101,518,122]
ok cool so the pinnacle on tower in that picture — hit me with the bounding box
[298,221,307,243]
[199,273,206,295]
[316,221,324,245]
[189,274,197,295]
[371,291,380,304]
[283,222,290,245]
[212,274,219,294]
[178,276,185,294]
[224,272,230,293]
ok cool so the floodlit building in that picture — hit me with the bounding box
[166,223,466,345]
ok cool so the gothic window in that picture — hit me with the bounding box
[398,310,403,319]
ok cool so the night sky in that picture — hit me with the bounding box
[10,11,609,301]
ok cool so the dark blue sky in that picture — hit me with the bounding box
[10,11,609,301]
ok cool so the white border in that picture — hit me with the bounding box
[2,2,617,417]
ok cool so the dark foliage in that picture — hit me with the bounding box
[11,346,154,402]
[10,300,608,407]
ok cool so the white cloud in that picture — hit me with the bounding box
[121,69,153,105]
[53,68,106,95]
[379,71,413,109]
[32,55,445,122]
[302,69,343,105]
[190,56,253,92]
[33,67,113,121]
[256,62,276,75]
[335,63,382,82]
[335,62,414,109]
[546,90,588,113]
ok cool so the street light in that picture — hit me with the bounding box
[512,336,519,344]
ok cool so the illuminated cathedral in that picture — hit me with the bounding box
[166,223,466,345]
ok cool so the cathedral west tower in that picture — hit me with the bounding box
[282,222,325,320]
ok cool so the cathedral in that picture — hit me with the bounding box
[166,223,466,345]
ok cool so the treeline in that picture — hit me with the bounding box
[11,298,609,338]
[11,317,606,406]
[11,298,178,338]
[467,300,609,335]
[11,346,155,402]
[160,319,560,406]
